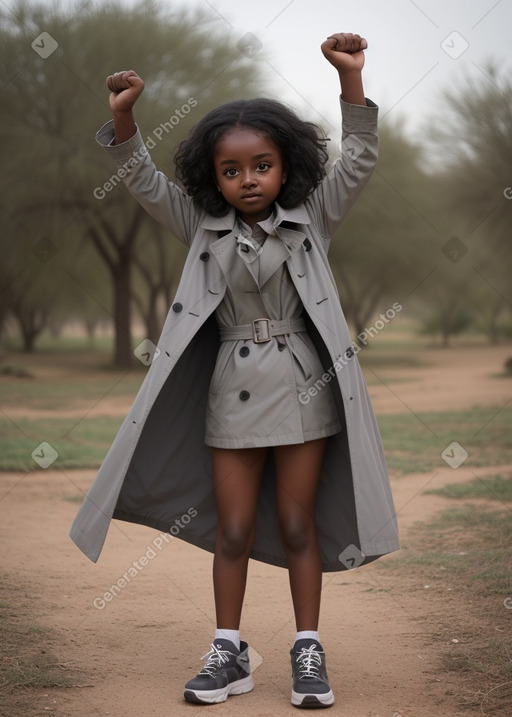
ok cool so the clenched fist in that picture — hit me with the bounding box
[106,70,145,113]
[321,33,367,73]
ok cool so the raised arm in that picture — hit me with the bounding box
[320,33,367,106]
[96,70,199,245]
[306,33,378,239]
[106,70,145,144]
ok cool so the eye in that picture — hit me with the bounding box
[224,168,239,177]
[257,162,271,171]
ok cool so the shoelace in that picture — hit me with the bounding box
[295,644,324,679]
[199,643,231,677]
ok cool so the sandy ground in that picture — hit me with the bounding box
[1,342,511,716]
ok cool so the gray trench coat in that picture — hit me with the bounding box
[70,98,400,570]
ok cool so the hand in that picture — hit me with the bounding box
[321,33,367,74]
[107,70,145,113]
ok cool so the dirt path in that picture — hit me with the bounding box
[366,343,511,415]
[1,342,511,716]
[2,461,503,717]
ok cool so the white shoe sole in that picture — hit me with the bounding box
[291,688,334,708]
[184,674,254,704]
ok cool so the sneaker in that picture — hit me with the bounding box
[290,638,334,708]
[184,638,254,704]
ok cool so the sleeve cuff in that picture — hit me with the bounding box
[95,120,148,164]
[339,97,378,132]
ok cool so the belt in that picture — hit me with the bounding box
[219,317,306,344]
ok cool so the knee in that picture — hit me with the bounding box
[218,522,253,560]
[279,513,315,554]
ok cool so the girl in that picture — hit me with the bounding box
[70,32,399,709]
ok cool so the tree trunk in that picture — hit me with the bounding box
[487,300,503,345]
[111,255,133,368]
[14,309,44,352]
[86,208,145,368]
[145,287,161,345]
[6,266,56,349]
[84,316,99,348]
[22,325,37,352]
[84,316,97,339]
[353,315,365,342]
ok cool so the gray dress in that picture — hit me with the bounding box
[205,213,341,448]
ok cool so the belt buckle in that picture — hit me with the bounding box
[252,318,271,343]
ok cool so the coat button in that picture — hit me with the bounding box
[239,390,250,401]
[239,346,250,357]
[200,252,209,261]
[172,302,183,312]
[303,238,312,252]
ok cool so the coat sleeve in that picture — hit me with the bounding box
[95,120,200,246]
[305,98,378,243]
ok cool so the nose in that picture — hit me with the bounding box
[241,170,257,188]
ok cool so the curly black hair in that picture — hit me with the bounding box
[174,98,329,217]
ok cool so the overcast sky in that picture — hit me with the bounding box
[6,0,512,141]
[170,0,512,141]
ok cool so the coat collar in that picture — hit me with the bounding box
[206,203,311,288]
[199,202,311,232]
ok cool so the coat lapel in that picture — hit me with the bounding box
[256,234,291,287]
[200,203,314,290]
[270,204,312,286]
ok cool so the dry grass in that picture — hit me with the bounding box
[380,496,512,715]
[0,574,80,717]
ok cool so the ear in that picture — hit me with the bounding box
[281,170,287,184]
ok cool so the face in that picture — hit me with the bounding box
[213,126,287,227]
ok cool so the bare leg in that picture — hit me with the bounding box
[273,438,327,631]
[211,446,268,629]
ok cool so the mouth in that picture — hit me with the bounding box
[241,193,261,200]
